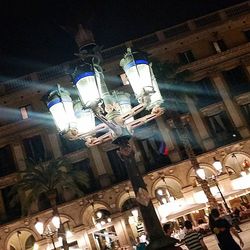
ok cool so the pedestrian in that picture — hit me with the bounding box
[163,223,184,249]
[163,223,180,246]
[209,208,244,250]
[183,220,208,250]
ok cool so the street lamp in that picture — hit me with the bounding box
[35,216,72,250]
[196,158,231,214]
[47,46,176,249]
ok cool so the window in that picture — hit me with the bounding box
[19,105,32,120]
[244,30,250,41]
[172,123,203,159]
[206,111,241,146]
[194,78,221,108]
[241,103,250,125]
[178,50,195,64]
[23,135,45,162]
[2,185,21,221]
[137,131,171,172]
[73,159,97,192]
[223,66,250,96]
[0,145,16,177]
[212,39,227,53]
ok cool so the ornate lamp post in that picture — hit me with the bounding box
[196,158,231,214]
[35,216,72,250]
[46,45,177,249]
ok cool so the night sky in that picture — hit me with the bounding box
[0,0,247,81]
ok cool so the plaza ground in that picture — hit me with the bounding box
[202,221,250,250]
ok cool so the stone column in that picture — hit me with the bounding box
[47,133,62,159]
[211,73,250,138]
[89,146,112,187]
[184,95,215,150]
[156,117,181,162]
[12,142,26,171]
[0,190,7,221]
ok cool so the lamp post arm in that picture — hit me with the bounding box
[93,110,123,137]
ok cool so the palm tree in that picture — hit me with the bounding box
[10,157,89,214]
[152,59,218,208]
[10,157,89,250]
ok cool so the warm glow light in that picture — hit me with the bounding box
[157,189,163,196]
[66,230,73,239]
[96,211,102,219]
[33,242,39,250]
[241,171,247,177]
[96,222,102,230]
[169,196,175,202]
[213,158,223,173]
[51,216,60,229]
[107,217,112,223]
[100,220,106,226]
[196,168,206,180]
[162,198,167,204]
[35,220,44,235]
[131,208,139,218]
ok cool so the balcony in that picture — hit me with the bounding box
[178,42,250,73]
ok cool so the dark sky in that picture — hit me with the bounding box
[0,0,247,81]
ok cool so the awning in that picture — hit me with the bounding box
[214,189,250,200]
[157,200,206,221]
[166,203,206,220]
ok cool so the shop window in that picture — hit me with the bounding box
[241,103,250,125]
[23,135,45,162]
[223,66,250,96]
[206,111,241,146]
[194,78,221,108]
[244,30,250,41]
[107,149,128,182]
[212,39,227,53]
[178,50,195,64]
[0,145,16,177]
[19,104,32,120]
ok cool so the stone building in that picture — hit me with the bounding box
[1,1,250,249]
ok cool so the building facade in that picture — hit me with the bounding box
[1,1,250,249]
